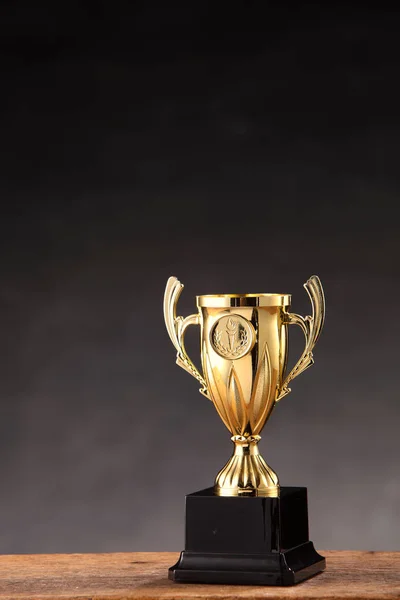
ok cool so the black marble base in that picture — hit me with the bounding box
[169,487,325,586]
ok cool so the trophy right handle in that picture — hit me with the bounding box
[276,275,325,402]
[164,276,210,399]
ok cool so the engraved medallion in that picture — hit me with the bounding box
[210,314,255,359]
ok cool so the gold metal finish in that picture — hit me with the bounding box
[277,276,325,402]
[198,294,291,308]
[163,275,325,497]
[163,277,209,399]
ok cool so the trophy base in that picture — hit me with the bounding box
[169,486,325,586]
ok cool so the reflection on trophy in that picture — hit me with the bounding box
[164,276,326,586]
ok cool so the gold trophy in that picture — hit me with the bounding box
[164,275,326,585]
[164,275,324,497]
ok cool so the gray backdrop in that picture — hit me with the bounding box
[0,2,399,553]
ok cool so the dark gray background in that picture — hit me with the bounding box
[0,2,399,554]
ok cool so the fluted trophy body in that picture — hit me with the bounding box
[164,276,325,498]
[198,301,288,437]
[198,298,289,496]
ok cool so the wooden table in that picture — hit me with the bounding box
[0,551,398,599]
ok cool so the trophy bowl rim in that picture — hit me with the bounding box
[197,293,291,307]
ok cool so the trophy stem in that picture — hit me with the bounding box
[214,435,279,497]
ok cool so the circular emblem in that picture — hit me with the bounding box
[211,314,255,360]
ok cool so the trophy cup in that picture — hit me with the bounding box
[164,275,326,586]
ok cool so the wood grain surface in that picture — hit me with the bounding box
[0,551,399,599]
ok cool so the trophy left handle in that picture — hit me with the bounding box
[163,276,210,399]
[276,275,325,402]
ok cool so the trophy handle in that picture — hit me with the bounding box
[164,276,210,399]
[276,275,325,402]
